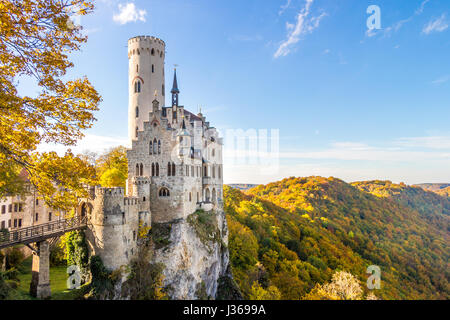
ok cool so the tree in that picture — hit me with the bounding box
[0,0,101,211]
[249,281,281,300]
[304,271,364,300]
[96,146,128,188]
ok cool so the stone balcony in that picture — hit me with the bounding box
[202,176,213,186]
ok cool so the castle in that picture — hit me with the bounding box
[83,36,224,270]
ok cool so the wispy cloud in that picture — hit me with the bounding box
[274,0,326,58]
[422,13,449,34]
[279,0,292,16]
[113,2,147,25]
[431,75,450,85]
[367,0,431,38]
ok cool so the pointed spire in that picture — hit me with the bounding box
[171,68,179,94]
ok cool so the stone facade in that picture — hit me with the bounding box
[84,35,224,274]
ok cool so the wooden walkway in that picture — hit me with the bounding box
[0,216,87,250]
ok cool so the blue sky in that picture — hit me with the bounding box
[35,0,450,184]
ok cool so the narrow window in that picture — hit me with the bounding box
[14,204,17,212]
[138,81,141,92]
[8,204,12,212]
[35,213,38,222]
[14,219,17,228]
[49,212,52,222]
[158,140,161,154]
[167,162,171,176]
[153,138,157,154]
[172,163,176,176]
[136,64,139,72]
[149,141,153,155]
[152,64,154,73]
[136,164,140,176]
[189,193,192,202]
[1,205,5,214]
[135,127,138,138]
[135,106,139,117]
[151,48,155,56]
[140,163,143,176]
[151,163,155,177]
[18,219,22,228]
[36,199,39,205]
[156,163,159,176]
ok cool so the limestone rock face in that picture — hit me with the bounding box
[152,209,231,299]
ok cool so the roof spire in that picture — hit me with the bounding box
[171,66,179,107]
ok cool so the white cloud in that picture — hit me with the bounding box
[274,0,326,58]
[38,134,129,155]
[367,0,431,38]
[422,14,449,34]
[279,0,292,16]
[113,2,147,25]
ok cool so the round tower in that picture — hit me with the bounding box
[128,36,166,142]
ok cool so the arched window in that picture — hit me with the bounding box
[135,106,139,117]
[159,188,170,197]
[135,81,141,93]
[153,138,157,154]
[167,162,171,176]
[139,163,143,176]
[158,140,161,154]
[171,163,176,176]
[152,64,154,73]
[136,164,139,176]
[151,48,155,56]
[156,163,159,176]
[151,163,155,177]
[149,141,153,155]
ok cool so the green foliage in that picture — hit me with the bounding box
[3,247,24,270]
[0,272,11,300]
[224,177,450,300]
[60,231,89,282]
[88,255,115,299]
[187,210,221,252]
[122,242,167,300]
[216,274,243,300]
[150,222,172,250]
[50,242,66,267]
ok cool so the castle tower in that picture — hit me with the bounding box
[128,36,166,142]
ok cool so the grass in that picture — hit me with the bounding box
[9,256,89,300]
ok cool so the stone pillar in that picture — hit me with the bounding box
[30,241,51,299]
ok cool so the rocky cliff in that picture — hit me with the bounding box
[150,208,239,299]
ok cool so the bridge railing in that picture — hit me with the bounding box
[0,216,87,248]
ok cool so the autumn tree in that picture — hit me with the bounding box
[304,271,364,300]
[0,0,101,210]
[95,146,128,188]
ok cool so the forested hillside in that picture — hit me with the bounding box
[224,177,449,300]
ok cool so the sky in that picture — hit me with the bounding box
[32,0,450,185]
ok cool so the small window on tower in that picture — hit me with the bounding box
[151,48,155,56]
[135,106,139,118]
[152,64,154,73]
[136,64,139,73]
